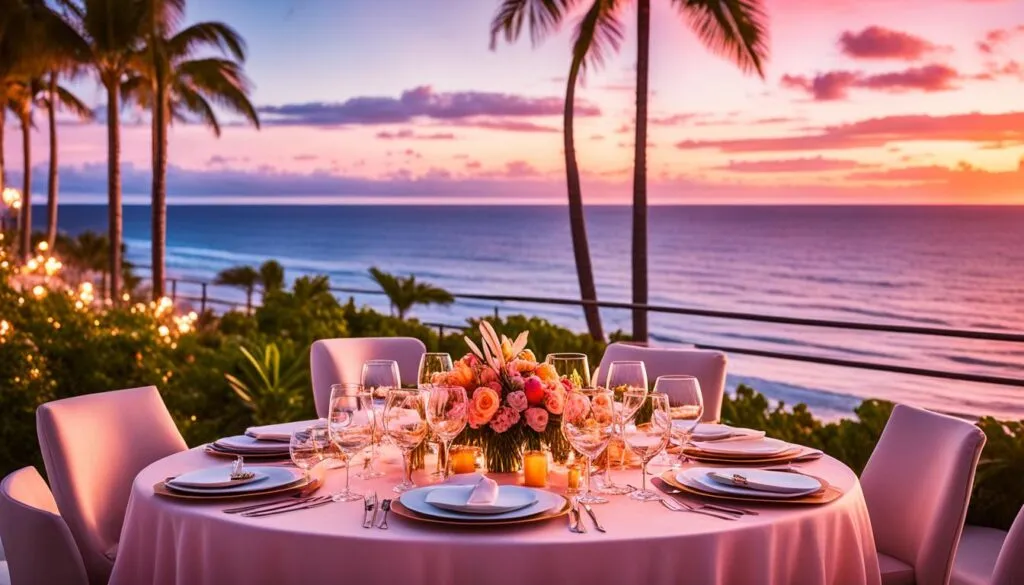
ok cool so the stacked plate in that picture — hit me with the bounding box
[682,423,766,442]
[394,484,569,527]
[674,467,824,501]
[206,435,291,460]
[682,436,813,465]
[159,466,309,500]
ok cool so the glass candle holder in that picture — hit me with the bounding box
[523,450,548,487]
[449,445,480,474]
[566,461,585,494]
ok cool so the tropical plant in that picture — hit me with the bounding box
[123,6,260,299]
[258,259,285,293]
[214,265,259,314]
[225,342,310,426]
[491,0,768,341]
[368,266,455,320]
[490,0,608,342]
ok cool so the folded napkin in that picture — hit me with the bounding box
[245,420,320,442]
[213,435,290,454]
[443,473,500,507]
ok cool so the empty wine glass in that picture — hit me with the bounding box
[623,393,672,501]
[418,352,453,479]
[654,375,704,467]
[360,360,400,479]
[289,428,322,481]
[383,389,429,493]
[546,353,592,388]
[425,385,468,479]
[309,420,345,469]
[327,383,374,502]
[598,361,648,495]
[561,388,615,504]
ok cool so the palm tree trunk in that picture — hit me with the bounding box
[105,77,123,303]
[46,72,59,250]
[151,85,168,300]
[631,0,651,343]
[564,59,604,342]
[246,287,253,315]
[18,109,31,263]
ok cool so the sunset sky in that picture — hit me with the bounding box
[3,0,1023,204]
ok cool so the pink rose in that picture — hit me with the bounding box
[479,367,498,386]
[488,406,521,434]
[463,354,480,368]
[508,374,525,392]
[486,381,502,392]
[507,390,529,412]
[564,392,590,423]
[524,407,549,433]
[544,387,566,415]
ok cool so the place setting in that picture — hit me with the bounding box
[154,456,317,502]
[657,465,843,505]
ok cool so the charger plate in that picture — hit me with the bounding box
[389,495,571,527]
[660,470,842,505]
[153,475,318,501]
[676,447,808,465]
[204,444,291,461]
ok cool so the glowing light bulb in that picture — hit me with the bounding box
[32,285,46,298]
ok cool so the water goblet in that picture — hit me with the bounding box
[598,361,648,495]
[360,360,400,479]
[561,388,615,505]
[653,375,704,467]
[289,428,322,482]
[417,352,453,478]
[383,389,429,493]
[623,393,672,501]
[327,383,374,502]
[425,385,468,480]
[546,353,592,388]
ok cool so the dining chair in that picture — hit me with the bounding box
[595,342,728,422]
[860,404,987,585]
[36,386,188,585]
[950,506,1024,585]
[310,337,426,417]
[0,467,89,585]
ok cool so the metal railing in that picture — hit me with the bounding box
[147,270,1024,390]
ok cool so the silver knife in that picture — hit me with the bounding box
[240,496,329,517]
[369,493,380,529]
[652,478,757,516]
[582,503,606,533]
[246,498,334,518]
[362,495,375,528]
[572,499,586,533]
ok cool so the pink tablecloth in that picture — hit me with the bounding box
[110,448,881,585]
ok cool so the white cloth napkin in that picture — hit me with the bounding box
[444,473,500,506]
[213,435,290,454]
[245,420,320,442]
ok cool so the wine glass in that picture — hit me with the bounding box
[289,428,322,481]
[546,353,592,388]
[309,420,345,469]
[561,388,615,505]
[383,389,429,493]
[623,392,672,501]
[424,385,468,480]
[417,352,453,479]
[654,375,704,467]
[360,360,400,479]
[598,361,648,495]
[327,383,374,502]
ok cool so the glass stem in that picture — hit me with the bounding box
[403,450,412,485]
[434,439,444,473]
[641,460,648,493]
[584,457,593,497]
[441,440,453,479]
[344,458,351,493]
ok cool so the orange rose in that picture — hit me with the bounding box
[447,363,476,389]
[535,363,559,384]
[517,349,537,362]
[472,386,501,421]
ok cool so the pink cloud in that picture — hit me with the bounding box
[780,64,960,100]
[503,160,540,177]
[450,119,558,133]
[838,26,940,60]
[376,129,456,140]
[714,156,869,173]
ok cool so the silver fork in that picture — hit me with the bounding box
[658,497,738,520]
[652,486,758,516]
[378,499,392,530]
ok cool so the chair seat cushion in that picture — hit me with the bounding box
[0,560,10,585]
[951,525,1007,585]
[879,553,916,585]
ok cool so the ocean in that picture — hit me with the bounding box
[41,204,1024,421]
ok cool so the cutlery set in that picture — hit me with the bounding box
[568,498,606,533]
[362,493,390,529]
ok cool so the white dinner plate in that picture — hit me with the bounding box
[166,466,268,489]
[706,468,822,494]
[425,485,538,514]
[689,436,792,457]
[400,486,561,521]
[681,423,767,442]
[165,467,302,496]
[213,435,291,454]
[676,468,822,499]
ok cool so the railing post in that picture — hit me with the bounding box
[170,279,177,303]
[438,324,445,338]
[200,283,208,314]
[493,306,499,320]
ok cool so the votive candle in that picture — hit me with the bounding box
[523,450,548,487]
[566,461,584,494]
[450,446,478,474]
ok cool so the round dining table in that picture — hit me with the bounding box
[109,446,881,585]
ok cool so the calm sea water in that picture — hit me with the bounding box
[43,204,1024,420]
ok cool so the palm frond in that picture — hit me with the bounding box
[571,0,624,76]
[54,83,94,119]
[215,265,260,289]
[490,0,574,49]
[176,57,260,130]
[176,84,220,136]
[674,0,768,78]
[167,21,246,62]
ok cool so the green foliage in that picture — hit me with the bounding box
[254,275,348,345]
[225,342,310,426]
[368,266,455,320]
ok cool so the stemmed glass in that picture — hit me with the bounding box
[289,428,323,481]
[623,392,672,501]
[561,388,616,505]
[546,353,592,388]
[424,385,468,480]
[417,352,453,479]
[326,383,374,502]
[654,375,704,466]
[360,360,400,479]
[383,389,429,493]
[598,361,648,495]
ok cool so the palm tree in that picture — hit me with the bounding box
[44,76,93,250]
[491,0,609,342]
[368,267,455,320]
[258,260,285,293]
[123,7,259,300]
[491,0,767,342]
[215,265,259,314]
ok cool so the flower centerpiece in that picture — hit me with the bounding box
[433,321,572,473]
